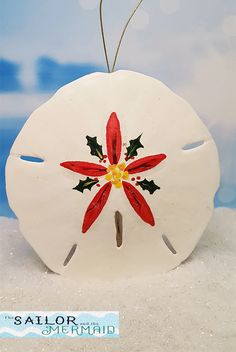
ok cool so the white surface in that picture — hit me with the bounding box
[0,208,235,351]
[6,71,220,275]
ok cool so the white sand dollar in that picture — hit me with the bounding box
[6,71,220,277]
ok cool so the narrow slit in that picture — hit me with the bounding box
[63,244,77,266]
[182,140,204,151]
[20,155,44,163]
[115,211,123,248]
[162,235,177,254]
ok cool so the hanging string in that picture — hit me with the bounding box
[111,0,144,72]
[99,0,145,73]
[99,0,111,73]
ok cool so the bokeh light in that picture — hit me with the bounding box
[131,9,150,31]
[159,0,180,15]
[79,0,99,11]
[222,15,236,37]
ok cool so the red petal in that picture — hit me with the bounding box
[106,112,122,164]
[82,182,112,233]
[123,181,155,226]
[125,154,166,174]
[60,161,107,176]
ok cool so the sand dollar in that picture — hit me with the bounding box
[6,71,220,277]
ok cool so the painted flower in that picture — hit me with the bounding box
[60,112,167,233]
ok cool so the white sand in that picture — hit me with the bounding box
[0,208,235,352]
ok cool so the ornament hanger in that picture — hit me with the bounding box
[99,0,144,73]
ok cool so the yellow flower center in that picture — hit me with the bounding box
[105,162,129,188]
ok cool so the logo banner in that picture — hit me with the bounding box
[0,311,119,338]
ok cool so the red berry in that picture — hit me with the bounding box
[94,178,98,181]
[103,155,107,158]
[103,160,106,163]
[135,182,139,186]
[96,184,101,187]
[131,156,135,160]
[99,160,102,163]
[131,177,135,181]
[137,176,141,180]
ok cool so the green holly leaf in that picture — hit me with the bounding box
[86,136,104,160]
[126,134,144,160]
[137,178,160,195]
[73,177,99,193]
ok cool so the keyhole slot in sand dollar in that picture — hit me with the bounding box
[20,155,45,163]
[182,140,205,151]
[115,211,123,248]
[63,244,78,267]
[162,234,177,255]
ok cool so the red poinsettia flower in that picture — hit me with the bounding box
[60,112,167,233]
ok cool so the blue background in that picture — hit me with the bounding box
[0,0,236,217]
